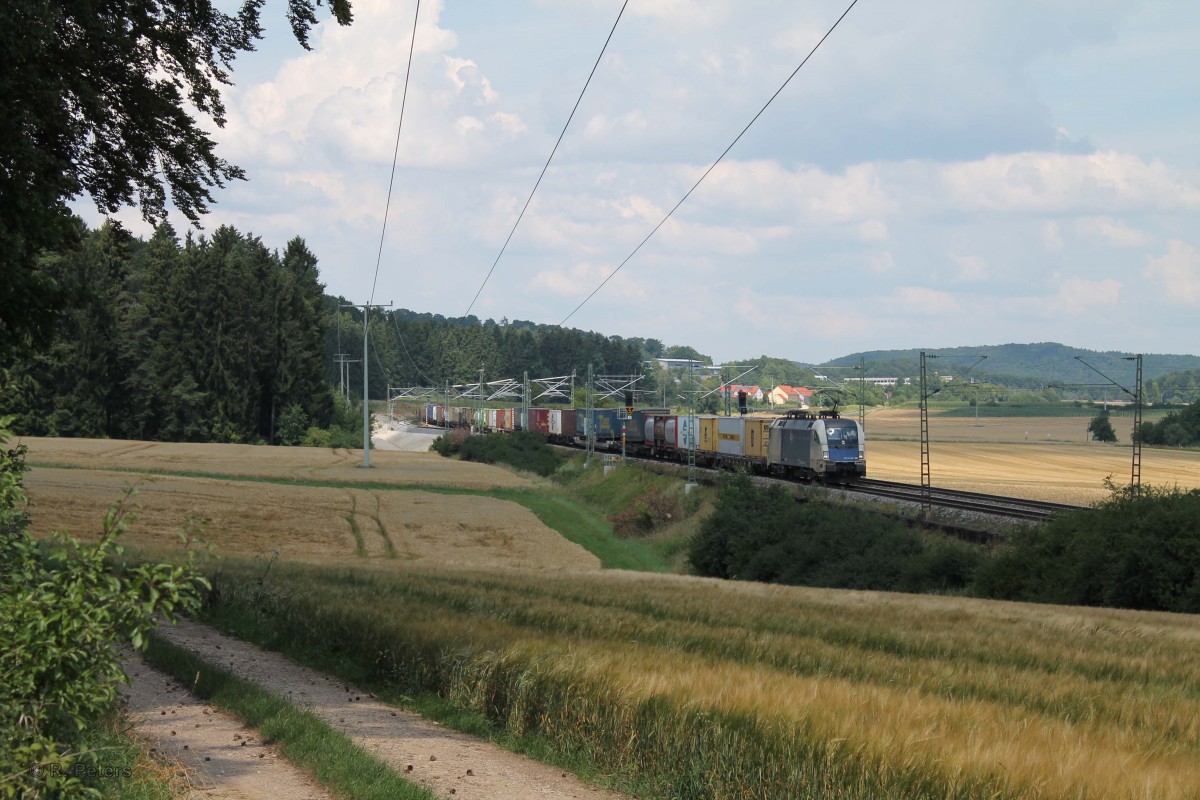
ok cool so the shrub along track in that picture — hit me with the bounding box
[132,618,631,800]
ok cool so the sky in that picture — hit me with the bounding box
[76,0,1200,365]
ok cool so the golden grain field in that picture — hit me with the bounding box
[209,560,1200,800]
[23,436,536,489]
[21,439,598,572]
[864,409,1200,505]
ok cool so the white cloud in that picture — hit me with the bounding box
[582,111,649,140]
[950,253,988,282]
[489,112,527,137]
[937,151,1200,214]
[1075,216,1154,248]
[1012,275,1122,318]
[455,116,486,135]
[71,0,1200,366]
[893,287,960,315]
[609,195,664,224]
[868,251,894,272]
[1052,275,1122,316]
[1043,221,1063,252]
[530,261,647,303]
[444,57,498,104]
[1143,240,1200,306]
[858,219,889,242]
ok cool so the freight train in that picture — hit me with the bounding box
[422,403,865,481]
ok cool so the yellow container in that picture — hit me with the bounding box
[698,415,719,453]
[745,418,772,459]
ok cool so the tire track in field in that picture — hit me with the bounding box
[343,491,367,557]
[369,492,398,559]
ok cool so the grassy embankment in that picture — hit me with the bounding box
[197,557,1200,800]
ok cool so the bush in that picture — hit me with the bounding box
[0,419,210,798]
[974,483,1200,613]
[1140,400,1200,447]
[276,402,309,445]
[431,428,470,456]
[327,424,366,449]
[434,431,564,477]
[302,426,332,448]
[609,486,682,538]
[689,471,985,593]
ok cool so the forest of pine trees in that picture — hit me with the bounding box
[2,221,655,444]
[2,221,332,443]
[325,307,650,399]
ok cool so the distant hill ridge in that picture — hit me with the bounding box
[823,343,1200,385]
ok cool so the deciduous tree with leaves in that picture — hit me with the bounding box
[1088,411,1118,442]
[0,0,353,357]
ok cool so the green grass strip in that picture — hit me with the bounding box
[142,634,438,800]
[494,489,667,571]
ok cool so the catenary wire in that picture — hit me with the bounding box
[462,0,629,318]
[368,0,421,308]
[362,1,433,392]
[558,0,860,327]
[387,309,442,385]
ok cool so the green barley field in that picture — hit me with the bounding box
[202,558,1200,800]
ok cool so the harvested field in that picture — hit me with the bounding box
[864,409,1200,505]
[23,466,599,572]
[866,406,1138,443]
[21,437,533,490]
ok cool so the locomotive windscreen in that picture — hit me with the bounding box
[824,424,859,448]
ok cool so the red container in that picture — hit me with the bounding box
[527,408,550,436]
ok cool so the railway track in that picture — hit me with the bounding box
[829,479,1083,522]
[574,446,1085,523]
[440,426,1087,524]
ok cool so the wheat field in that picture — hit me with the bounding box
[21,439,598,572]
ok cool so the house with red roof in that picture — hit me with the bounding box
[768,385,811,407]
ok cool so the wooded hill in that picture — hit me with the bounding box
[830,343,1200,402]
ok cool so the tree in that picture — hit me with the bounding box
[663,345,712,365]
[1088,412,1118,443]
[0,0,353,358]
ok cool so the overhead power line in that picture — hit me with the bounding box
[558,0,860,327]
[368,0,421,307]
[463,0,630,318]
